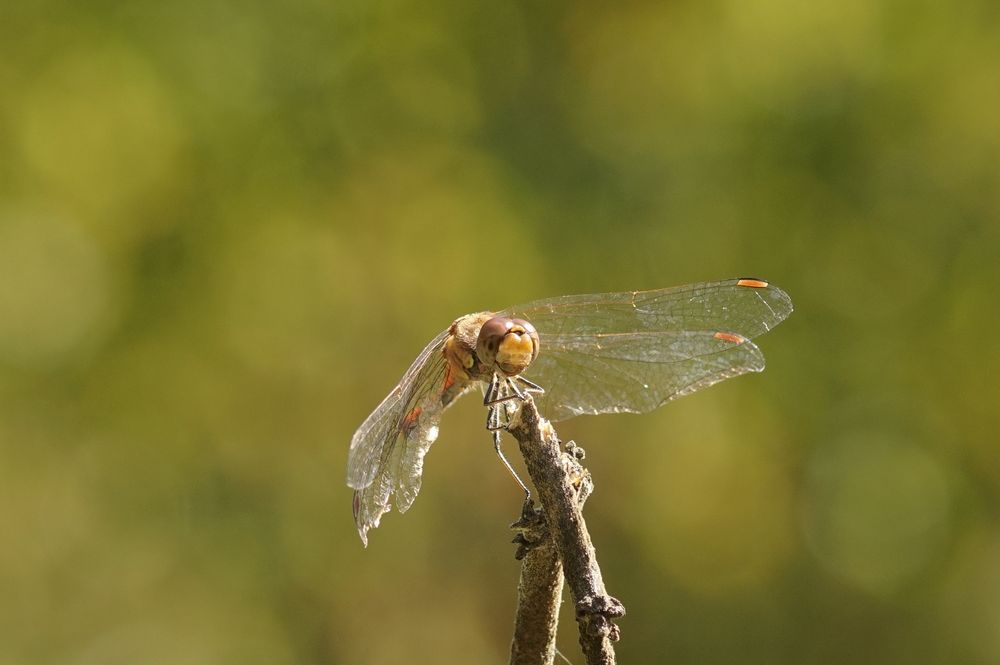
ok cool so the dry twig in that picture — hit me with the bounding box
[506,397,625,665]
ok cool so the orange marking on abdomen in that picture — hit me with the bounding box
[399,407,422,436]
[441,366,457,393]
[736,278,769,288]
[714,331,746,344]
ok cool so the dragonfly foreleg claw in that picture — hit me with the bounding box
[515,375,545,395]
[520,492,535,520]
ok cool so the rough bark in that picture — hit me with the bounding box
[507,397,625,665]
[508,504,563,665]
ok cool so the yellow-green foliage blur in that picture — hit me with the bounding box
[1,1,998,663]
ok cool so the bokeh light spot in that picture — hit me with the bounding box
[0,211,112,368]
[634,404,795,596]
[940,531,1000,664]
[14,45,184,233]
[802,430,952,595]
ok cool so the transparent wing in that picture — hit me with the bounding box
[503,279,792,421]
[506,278,792,338]
[347,328,474,546]
[524,330,765,421]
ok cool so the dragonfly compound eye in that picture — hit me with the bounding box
[476,316,540,376]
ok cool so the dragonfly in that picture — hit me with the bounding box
[347,278,793,546]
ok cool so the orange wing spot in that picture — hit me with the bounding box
[714,331,746,344]
[736,278,769,288]
[399,407,422,436]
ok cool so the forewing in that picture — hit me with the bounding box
[348,328,473,546]
[506,279,793,338]
[525,330,766,421]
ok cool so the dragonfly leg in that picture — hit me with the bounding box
[507,375,528,400]
[485,373,546,491]
[519,492,535,521]
[486,373,547,435]
[486,372,542,406]
[515,375,545,395]
[493,429,531,504]
[485,393,521,407]
[483,372,501,406]
[486,402,503,431]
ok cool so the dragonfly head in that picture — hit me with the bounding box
[476,316,540,376]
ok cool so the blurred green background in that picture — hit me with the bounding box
[1,0,998,663]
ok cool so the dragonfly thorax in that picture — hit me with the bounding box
[442,312,493,382]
